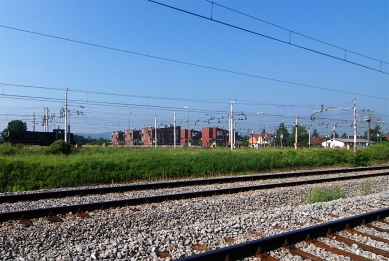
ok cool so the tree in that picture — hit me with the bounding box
[363,125,382,142]
[239,135,250,147]
[341,132,348,138]
[274,122,290,148]
[1,120,27,138]
[312,129,320,138]
[286,125,309,147]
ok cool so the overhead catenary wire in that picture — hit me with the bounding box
[148,0,389,75]
[206,0,388,65]
[0,88,384,136]
[0,26,387,100]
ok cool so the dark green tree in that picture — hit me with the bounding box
[312,129,320,138]
[1,120,27,138]
[341,132,348,138]
[274,122,290,148]
[239,135,250,147]
[363,125,382,142]
[286,125,309,147]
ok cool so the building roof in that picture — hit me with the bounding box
[310,135,326,145]
[324,138,370,143]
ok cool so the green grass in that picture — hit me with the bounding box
[361,180,372,196]
[0,142,388,192]
[304,186,346,204]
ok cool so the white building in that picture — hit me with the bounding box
[321,138,372,149]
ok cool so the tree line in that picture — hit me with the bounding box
[0,120,386,146]
[0,120,110,145]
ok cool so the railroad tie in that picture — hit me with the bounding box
[47,214,63,222]
[326,233,389,258]
[255,247,279,261]
[19,216,33,227]
[286,246,326,261]
[363,223,389,233]
[308,240,372,261]
[345,228,389,244]
[76,211,91,219]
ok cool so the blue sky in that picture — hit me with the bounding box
[0,0,388,138]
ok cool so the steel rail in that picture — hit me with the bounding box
[1,165,387,203]
[0,170,388,222]
[178,208,389,260]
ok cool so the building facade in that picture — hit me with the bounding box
[124,129,140,146]
[201,127,229,147]
[111,131,124,146]
[321,138,370,148]
[248,133,274,148]
[180,129,202,146]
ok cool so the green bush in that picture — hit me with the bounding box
[304,186,346,204]
[47,140,72,155]
[0,144,17,156]
[349,152,371,167]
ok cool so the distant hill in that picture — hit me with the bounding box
[77,132,111,140]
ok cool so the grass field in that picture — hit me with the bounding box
[0,142,388,192]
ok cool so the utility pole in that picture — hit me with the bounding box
[32,113,36,132]
[64,89,68,144]
[280,120,284,148]
[332,124,337,148]
[154,115,157,148]
[184,106,190,147]
[129,112,132,130]
[294,116,299,150]
[128,112,132,146]
[364,109,371,146]
[43,107,49,132]
[353,98,357,154]
[174,112,176,148]
[257,112,264,148]
[234,121,236,149]
[230,101,235,150]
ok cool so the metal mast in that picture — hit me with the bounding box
[174,112,176,148]
[64,89,68,143]
[353,98,357,154]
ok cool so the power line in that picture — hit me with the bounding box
[0,26,387,100]
[207,0,387,65]
[148,0,389,75]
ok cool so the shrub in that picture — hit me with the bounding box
[0,143,17,156]
[47,140,72,155]
[304,186,346,204]
[361,180,372,196]
[349,152,371,167]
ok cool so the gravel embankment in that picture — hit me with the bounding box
[0,169,387,213]
[0,172,388,260]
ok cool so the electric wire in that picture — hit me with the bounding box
[148,0,389,75]
[206,0,388,65]
[0,26,387,100]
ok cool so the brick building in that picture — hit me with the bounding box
[180,129,202,146]
[158,125,181,146]
[111,131,124,146]
[140,126,155,146]
[141,125,181,146]
[124,129,140,146]
[201,127,229,147]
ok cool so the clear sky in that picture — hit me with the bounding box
[0,0,388,138]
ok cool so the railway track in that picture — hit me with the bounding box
[1,166,388,260]
[178,208,389,261]
[1,165,388,204]
[0,166,388,222]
